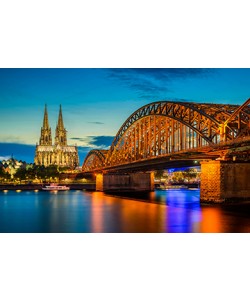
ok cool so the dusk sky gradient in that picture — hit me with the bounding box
[0,68,250,164]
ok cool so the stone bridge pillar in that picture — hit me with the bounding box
[200,160,250,203]
[96,172,154,192]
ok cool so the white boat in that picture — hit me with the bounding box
[42,183,70,191]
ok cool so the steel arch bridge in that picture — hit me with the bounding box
[82,98,250,172]
[83,149,108,171]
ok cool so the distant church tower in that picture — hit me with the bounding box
[34,105,79,168]
[39,105,52,146]
[55,105,67,146]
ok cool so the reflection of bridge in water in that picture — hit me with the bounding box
[82,99,250,203]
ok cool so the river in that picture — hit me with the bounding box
[0,189,250,233]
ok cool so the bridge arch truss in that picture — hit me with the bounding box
[83,149,108,172]
[83,99,250,171]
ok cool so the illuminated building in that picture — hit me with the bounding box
[34,105,79,168]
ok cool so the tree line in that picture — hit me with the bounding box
[0,164,72,183]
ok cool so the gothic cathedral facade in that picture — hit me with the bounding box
[34,105,79,168]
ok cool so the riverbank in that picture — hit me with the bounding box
[0,183,96,191]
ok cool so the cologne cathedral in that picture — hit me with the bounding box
[34,105,79,168]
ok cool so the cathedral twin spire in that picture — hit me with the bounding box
[43,104,50,129]
[40,105,67,146]
[35,104,79,167]
[55,105,67,146]
[39,105,52,146]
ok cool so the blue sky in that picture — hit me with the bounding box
[0,68,250,164]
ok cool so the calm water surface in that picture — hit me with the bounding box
[0,189,250,233]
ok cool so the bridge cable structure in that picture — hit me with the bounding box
[83,99,250,172]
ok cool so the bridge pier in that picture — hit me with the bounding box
[96,172,154,192]
[200,160,250,203]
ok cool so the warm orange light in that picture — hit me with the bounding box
[201,208,222,233]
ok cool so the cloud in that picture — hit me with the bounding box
[90,136,114,148]
[0,155,11,161]
[87,121,105,125]
[70,136,114,164]
[70,136,114,149]
[0,135,27,144]
[71,137,88,143]
[76,136,116,164]
[108,68,213,99]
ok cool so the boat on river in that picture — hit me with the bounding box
[42,183,70,191]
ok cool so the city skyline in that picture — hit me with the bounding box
[0,68,250,164]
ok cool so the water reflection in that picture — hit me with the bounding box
[200,208,222,233]
[0,190,250,232]
[164,190,202,233]
[91,192,104,232]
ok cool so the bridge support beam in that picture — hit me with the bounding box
[200,160,250,203]
[96,172,154,192]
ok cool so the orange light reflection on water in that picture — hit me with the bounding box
[90,192,167,233]
[91,192,105,233]
[85,190,250,233]
[120,199,166,233]
[200,207,222,233]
